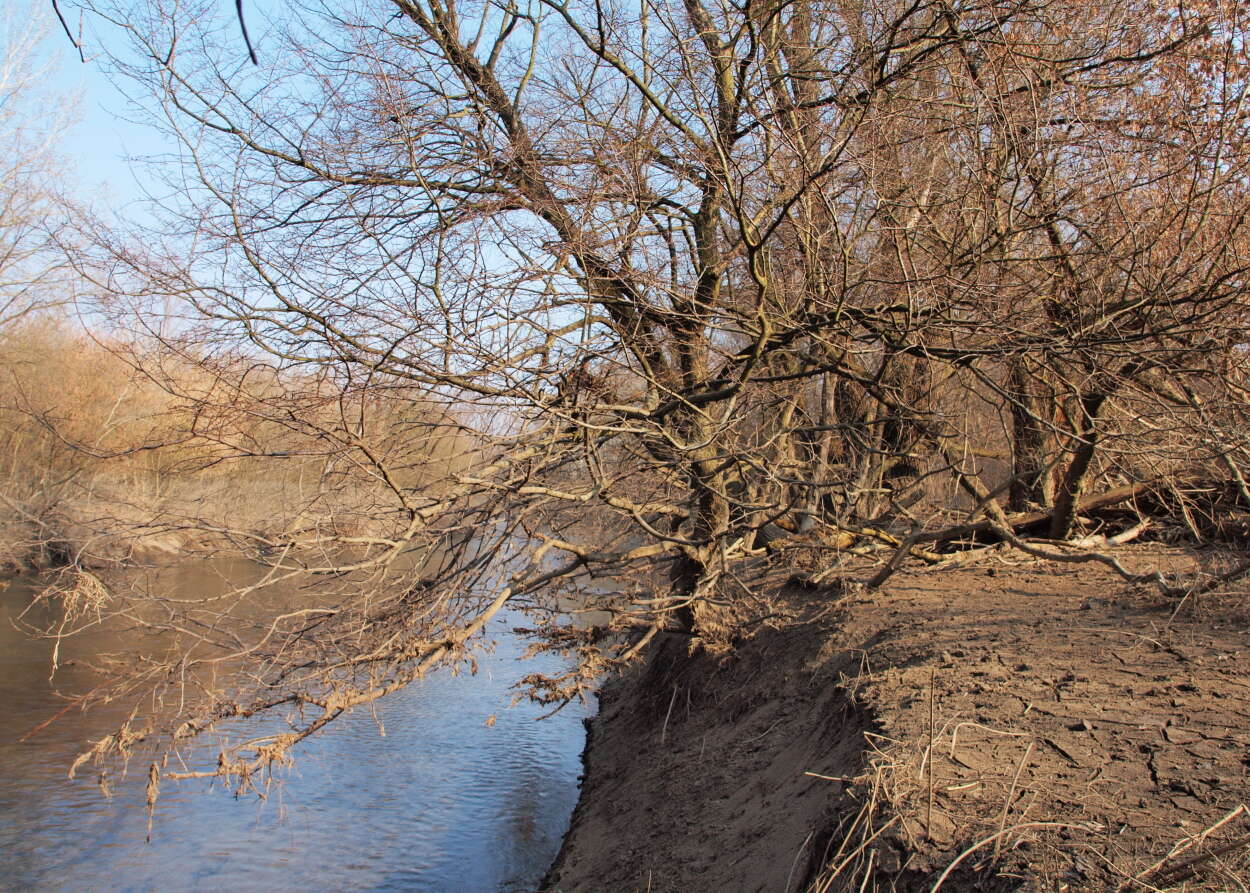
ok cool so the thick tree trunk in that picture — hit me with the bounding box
[1008,358,1053,511]
[669,408,733,632]
[1049,391,1107,540]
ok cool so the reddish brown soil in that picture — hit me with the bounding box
[543,546,1250,891]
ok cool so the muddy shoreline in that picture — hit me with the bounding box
[543,547,1250,891]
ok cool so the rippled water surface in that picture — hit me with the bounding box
[0,566,590,892]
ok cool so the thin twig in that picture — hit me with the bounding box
[1119,805,1249,891]
[51,0,85,62]
[660,685,678,745]
[931,823,1086,892]
[236,0,259,64]
[993,739,1035,862]
[926,665,936,837]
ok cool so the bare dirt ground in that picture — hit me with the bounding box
[543,546,1250,892]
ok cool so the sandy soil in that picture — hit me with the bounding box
[543,545,1250,891]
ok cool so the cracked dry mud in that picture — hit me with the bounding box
[544,545,1250,892]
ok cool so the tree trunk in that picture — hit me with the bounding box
[1009,358,1053,511]
[1049,391,1107,540]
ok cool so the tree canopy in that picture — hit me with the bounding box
[36,0,1250,798]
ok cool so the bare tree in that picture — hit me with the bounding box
[41,0,1250,798]
[0,1,76,326]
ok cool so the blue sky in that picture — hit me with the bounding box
[38,7,162,211]
[37,0,275,215]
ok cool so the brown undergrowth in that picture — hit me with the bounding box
[0,319,298,570]
[0,317,469,573]
[544,546,1250,892]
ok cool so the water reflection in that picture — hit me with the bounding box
[0,568,590,892]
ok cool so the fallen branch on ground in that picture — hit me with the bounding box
[918,482,1154,549]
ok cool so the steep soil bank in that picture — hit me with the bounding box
[544,547,1250,891]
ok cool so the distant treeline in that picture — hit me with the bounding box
[0,317,472,572]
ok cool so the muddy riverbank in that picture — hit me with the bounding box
[544,546,1250,891]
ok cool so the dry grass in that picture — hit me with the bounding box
[0,317,472,571]
[808,708,1250,893]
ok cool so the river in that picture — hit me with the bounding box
[0,564,591,892]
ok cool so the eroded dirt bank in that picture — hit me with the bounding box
[543,547,1250,891]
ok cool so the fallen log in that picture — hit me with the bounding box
[919,481,1153,549]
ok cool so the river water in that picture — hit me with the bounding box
[0,565,591,892]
